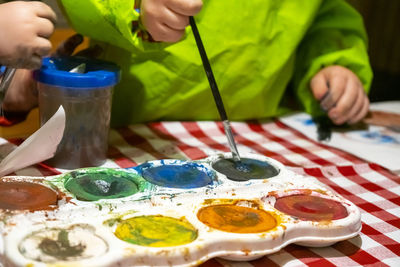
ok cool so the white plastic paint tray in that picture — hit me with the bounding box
[0,153,361,266]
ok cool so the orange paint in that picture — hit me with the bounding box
[0,181,58,211]
[197,203,278,233]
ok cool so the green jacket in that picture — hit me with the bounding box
[59,0,372,126]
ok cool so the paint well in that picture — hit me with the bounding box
[19,224,108,263]
[197,204,278,233]
[274,194,348,221]
[64,168,147,201]
[114,215,198,247]
[138,161,214,188]
[212,158,279,181]
[0,181,57,211]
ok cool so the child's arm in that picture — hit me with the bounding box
[0,1,57,69]
[293,0,373,125]
[140,0,203,42]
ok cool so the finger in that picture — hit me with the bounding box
[344,88,364,124]
[33,1,57,24]
[54,34,84,57]
[164,7,189,30]
[150,22,185,42]
[166,0,203,16]
[22,54,42,69]
[36,17,55,38]
[310,71,329,101]
[33,38,52,57]
[75,45,103,58]
[348,95,369,124]
[331,79,360,124]
[322,75,347,111]
[340,81,365,124]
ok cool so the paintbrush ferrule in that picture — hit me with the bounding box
[222,120,241,162]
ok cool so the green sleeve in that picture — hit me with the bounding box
[293,0,373,117]
[58,0,156,52]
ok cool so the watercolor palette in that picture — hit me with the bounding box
[0,153,361,267]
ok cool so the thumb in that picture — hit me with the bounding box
[310,71,329,101]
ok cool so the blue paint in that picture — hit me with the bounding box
[136,161,215,189]
[301,118,316,126]
[360,131,400,144]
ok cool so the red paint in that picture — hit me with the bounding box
[274,194,348,221]
[0,181,58,211]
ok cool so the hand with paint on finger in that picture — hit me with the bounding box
[0,1,57,69]
[310,65,369,125]
[140,0,203,42]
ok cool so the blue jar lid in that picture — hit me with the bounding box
[33,57,121,88]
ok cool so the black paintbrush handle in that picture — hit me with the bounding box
[189,16,228,121]
[189,16,241,162]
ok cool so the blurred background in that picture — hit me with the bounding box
[347,0,400,102]
[1,0,399,102]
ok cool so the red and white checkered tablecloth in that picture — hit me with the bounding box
[7,119,400,266]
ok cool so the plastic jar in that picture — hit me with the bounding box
[34,57,120,169]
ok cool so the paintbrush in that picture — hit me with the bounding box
[189,16,241,162]
[0,67,17,117]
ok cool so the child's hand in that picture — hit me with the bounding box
[1,33,103,114]
[2,69,38,113]
[140,0,203,42]
[310,65,369,125]
[0,1,56,69]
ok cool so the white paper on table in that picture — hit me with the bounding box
[280,101,400,172]
[0,106,66,177]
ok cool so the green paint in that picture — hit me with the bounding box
[103,210,138,227]
[115,215,198,247]
[39,230,85,260]
[63,168,149,201]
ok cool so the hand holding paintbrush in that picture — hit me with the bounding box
[311,65,369,126]
[310,65,370,141]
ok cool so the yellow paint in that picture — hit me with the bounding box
[115,215,197,247]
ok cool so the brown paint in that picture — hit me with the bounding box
[0,181,58,211]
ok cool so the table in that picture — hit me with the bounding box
[4,119,400,266]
